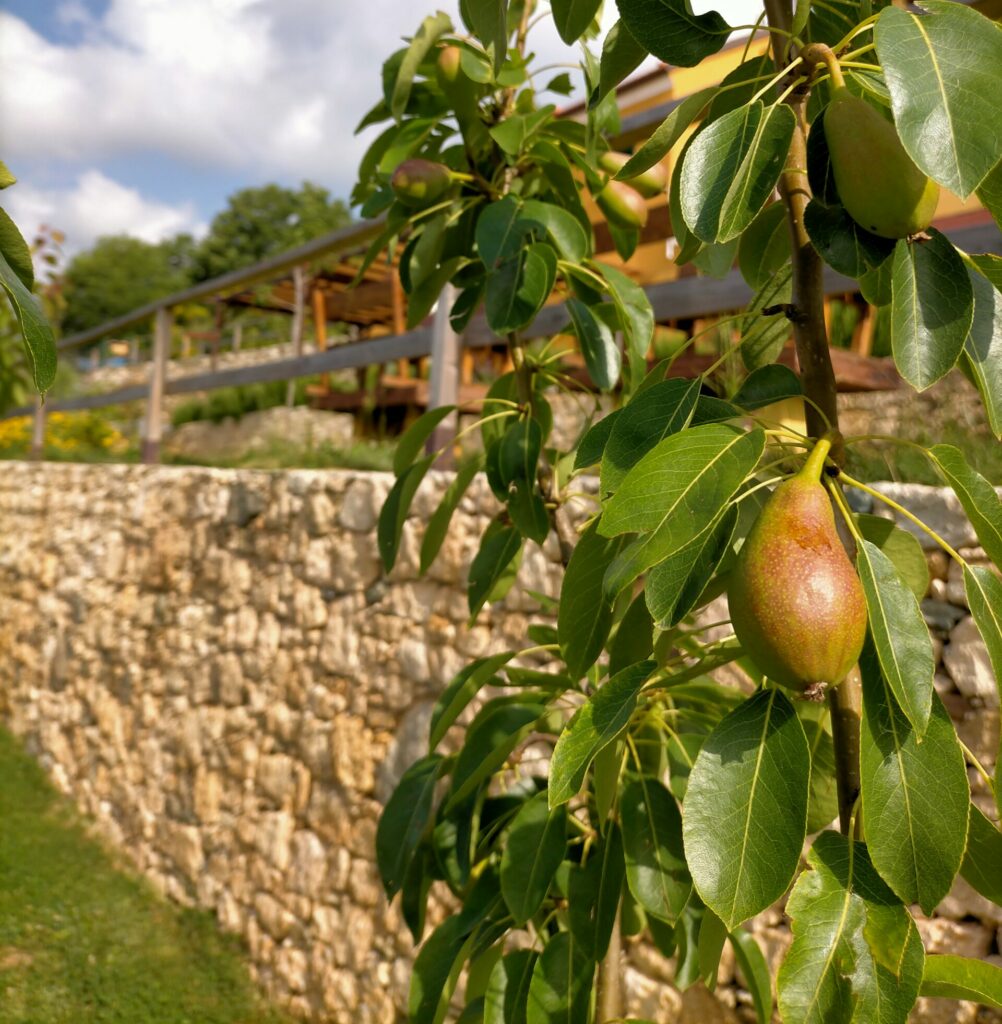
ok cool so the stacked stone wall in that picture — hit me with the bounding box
[0,462,997,1023]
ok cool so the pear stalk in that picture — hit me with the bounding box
[764,0,863,837]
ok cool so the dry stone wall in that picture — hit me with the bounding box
[0,461,998,1023]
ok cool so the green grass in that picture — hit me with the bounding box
[163,437,397,472]
[0,727,293,1024]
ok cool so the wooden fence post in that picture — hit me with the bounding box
[286,266,307,407]
[426,283,460,465]
[30,395,45,461]
[312,285,330,396]
[142,306,172,464]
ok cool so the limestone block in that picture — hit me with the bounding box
[339,479,379,533]
[915,916,993,958]
[254,811,295,872]
[254,893,297,941]
[158,820,205,881]
[944,616,1000,704]
[871,484,980,550]
[289,830,328,898]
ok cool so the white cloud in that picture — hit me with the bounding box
[0,0,762,206]
[3,170,206,260]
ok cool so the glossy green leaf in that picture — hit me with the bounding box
[409,915,473,1024]
[575,411,619,469]
[963,565,1002,706]
[806,115,839,206]
[600,378,699,495]
[672,900,705,991]
[920,954,1002,1009]
[509,481,549,544]
[598,262,655,364]
[856,514,929,601]
[468,522,522,618]
[0,207,34,290]
[401,844,434,942]
[800,705,839,833]
[608,592,654,677]
[737,202,790,290]
[890,231,973,390]
[466,0,508,70]
[549,661,656,807]
[477,196,525,267]
[449,699,546,808]
[595,20,647,106]
[680,101,796,243]
[0,161,15,189]
[526,931,594,1024]
[741,263,793,370]
[394,406,457,476]
[682,689,809,929]
[691,237,738,279]
[489,107,555,158]
[964,266,1002,438]
[499,417,542,486]
[929,444,1002,567]
[860,257,893,307]
[485,950,537,1024]
[697,909,728,992]
[859,643,970,913]
[486,242,557,335]
[376,754,443,897]
[391,12,452,120]
[621,775,691,921]
[857,539,935,736]
[552,0,602,44]
[430,652,516,751]
[729,929,772,1024]
[978,159,1002,232]
[875,1,1002,198]
[421,456,483,573]
[615,0,731,67]
[0,249,56,393]
[501,792,567,925]
[731,364,802,411]
[960,804,1002,906]
[519,200,588,263]
[567,823,625,959]
[567,297,621,391]
[645,504,737,628]
[804,199,894,279]
[558,519,625,679]
[600,425,764,597]
[618,87,718,180]
[379,455,433,571]
[778,830,925,1024]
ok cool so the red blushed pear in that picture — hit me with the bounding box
[727,437,867,693]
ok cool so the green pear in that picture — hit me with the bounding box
[595,180,648,230]
[598,150,669,199]
[727,439,867,691]
[391,158,453,208]
[824,87,939,239]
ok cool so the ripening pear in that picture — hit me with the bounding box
[598,151,669,199]
[824,86,939,239]
[391,159,453,208]
[727,438,867,691]
[595,180,649,230]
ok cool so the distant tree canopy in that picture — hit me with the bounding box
[61,235,194,336]
[60,182,352,334]
[191,182,351,281]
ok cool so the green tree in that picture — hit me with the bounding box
[192,181,351,281]
[365,3,1002,1023]
[61,235,193,336]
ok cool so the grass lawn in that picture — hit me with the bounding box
[0,728,293,1024]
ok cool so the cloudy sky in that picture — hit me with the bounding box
[0,0,758,262]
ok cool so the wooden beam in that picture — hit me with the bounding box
[142,307,172,464]
[30,395,45,461]
[312,284,330,395]
[426,284,460,464]
[286,266,307,407]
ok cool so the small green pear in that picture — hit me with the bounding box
[391,158,453,208]
[598,151,669,199]
[595,180,649,230]
[727,438,867,691]
[824,87,939,239]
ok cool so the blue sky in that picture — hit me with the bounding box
[0,0,756,262]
